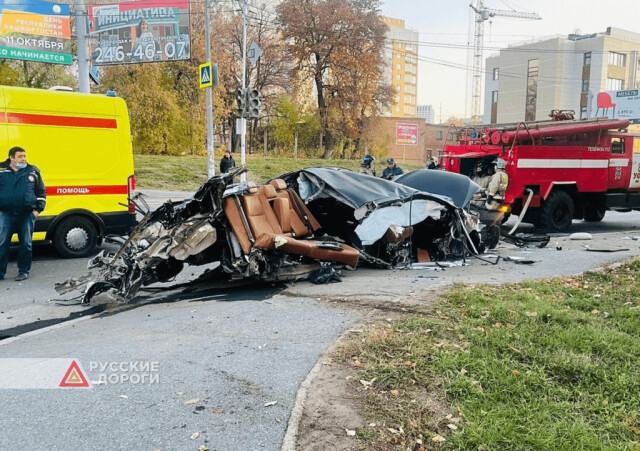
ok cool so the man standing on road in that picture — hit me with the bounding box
[0,147,46,281]
[381,158,404,180]
[219,150,236,174]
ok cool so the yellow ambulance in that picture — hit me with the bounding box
[1,86,136,257]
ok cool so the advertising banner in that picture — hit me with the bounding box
[396,122,418,145]
[0,0,71,64]
[592,90,640,124]
[88,0,190,66]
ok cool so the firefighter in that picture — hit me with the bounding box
[359,154,376,176]
[486,158,509,210]
[471,161,491,208]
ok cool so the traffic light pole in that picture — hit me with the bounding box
[240,0,247,183]
[205,0,215,178]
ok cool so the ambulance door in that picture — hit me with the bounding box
[629,137,640,191]
[0,89,7,153]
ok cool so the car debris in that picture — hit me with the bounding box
[56,166,485,304]
[581,245,630,253]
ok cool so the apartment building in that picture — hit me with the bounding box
[484,27,640,124]
[382,17,419,118]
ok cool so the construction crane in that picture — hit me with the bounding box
[469,0,541,124]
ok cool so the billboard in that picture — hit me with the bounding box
[88,0,190,66]
[396,123,418,145]
[592,90,640,124]
[0,0,71,64]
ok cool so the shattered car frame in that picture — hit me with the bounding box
[56,166,483,304]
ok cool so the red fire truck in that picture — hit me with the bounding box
[440,115,640,231]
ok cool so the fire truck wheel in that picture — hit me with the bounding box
[584,205,606,222]
[539,191,574,232]
[53,216,99,258]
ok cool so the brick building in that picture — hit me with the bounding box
[379,117,451,165]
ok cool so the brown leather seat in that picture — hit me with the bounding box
[269,179,321,238]
[223,184,359,267]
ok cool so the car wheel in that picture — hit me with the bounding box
[539,191,574,232]
[53,216,98,258]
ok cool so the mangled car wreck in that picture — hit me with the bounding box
[56,166,484,304]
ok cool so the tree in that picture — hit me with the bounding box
[277,0,392,158]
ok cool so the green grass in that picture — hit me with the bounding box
[341,260,640,450]
[134,154,425,191]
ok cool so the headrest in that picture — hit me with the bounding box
[261,184,277,199]
[270,179,287,190]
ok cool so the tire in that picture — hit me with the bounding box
[539,190,574,232]
[584,205,606,222]
[53,216,99,258]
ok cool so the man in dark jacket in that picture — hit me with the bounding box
[219,151,236,173]
[381,158,404,180]
[0,146,46,281]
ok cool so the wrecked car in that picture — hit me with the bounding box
[276,167,483,266]
[56,166,484,304]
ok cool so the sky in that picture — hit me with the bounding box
[380,0,640,121]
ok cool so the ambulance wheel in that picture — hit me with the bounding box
[53,216,98,258]
[539,191,574,232]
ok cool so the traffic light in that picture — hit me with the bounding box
[247,88,261,119]
[236,88,247,117]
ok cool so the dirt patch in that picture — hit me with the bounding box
[289,290,449,450]
[294,364,365,451]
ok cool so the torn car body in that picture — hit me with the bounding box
[56,166,483,304]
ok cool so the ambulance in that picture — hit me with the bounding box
[1,86,136,257]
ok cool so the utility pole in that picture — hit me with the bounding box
[240,0,248,183]
[205,0,215,178]
[74,0,90,93]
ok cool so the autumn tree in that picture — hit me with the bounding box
[276,0,392,158]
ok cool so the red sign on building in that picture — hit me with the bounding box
[396,123,418,145]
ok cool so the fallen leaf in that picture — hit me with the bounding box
[447,424,458,430]
[190,432,199,440]
[508,344,522,354]
[512,370,520,376]
[525,311,538,317]
[264,401,278,407]
[432,435,446,443]
[346,429,356,436]
[212,407,223,414]
[390,390,400,397]
[623,302,633,306]
[184,399,199,405]
[594,294,601,298]
[275,417,281,423]
[416,438,423,444]
[602,399,608,406]
[198,445,208,451]
[436,311,449,319]
[387,427,399,434]
[446,414,452,419]
[360,379,371,387]
[460,368,468,375]
[177,391,185,396]
[118,394,128,399]
[354,359,363,367]
[592,309,600,315]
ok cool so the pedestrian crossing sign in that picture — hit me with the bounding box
[199,63,212,88]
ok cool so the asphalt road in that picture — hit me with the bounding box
[0,194,639,450]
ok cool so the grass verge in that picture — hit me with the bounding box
[134,155,425,191]
[339,259,640,450]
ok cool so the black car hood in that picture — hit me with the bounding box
[395,169,480,208]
